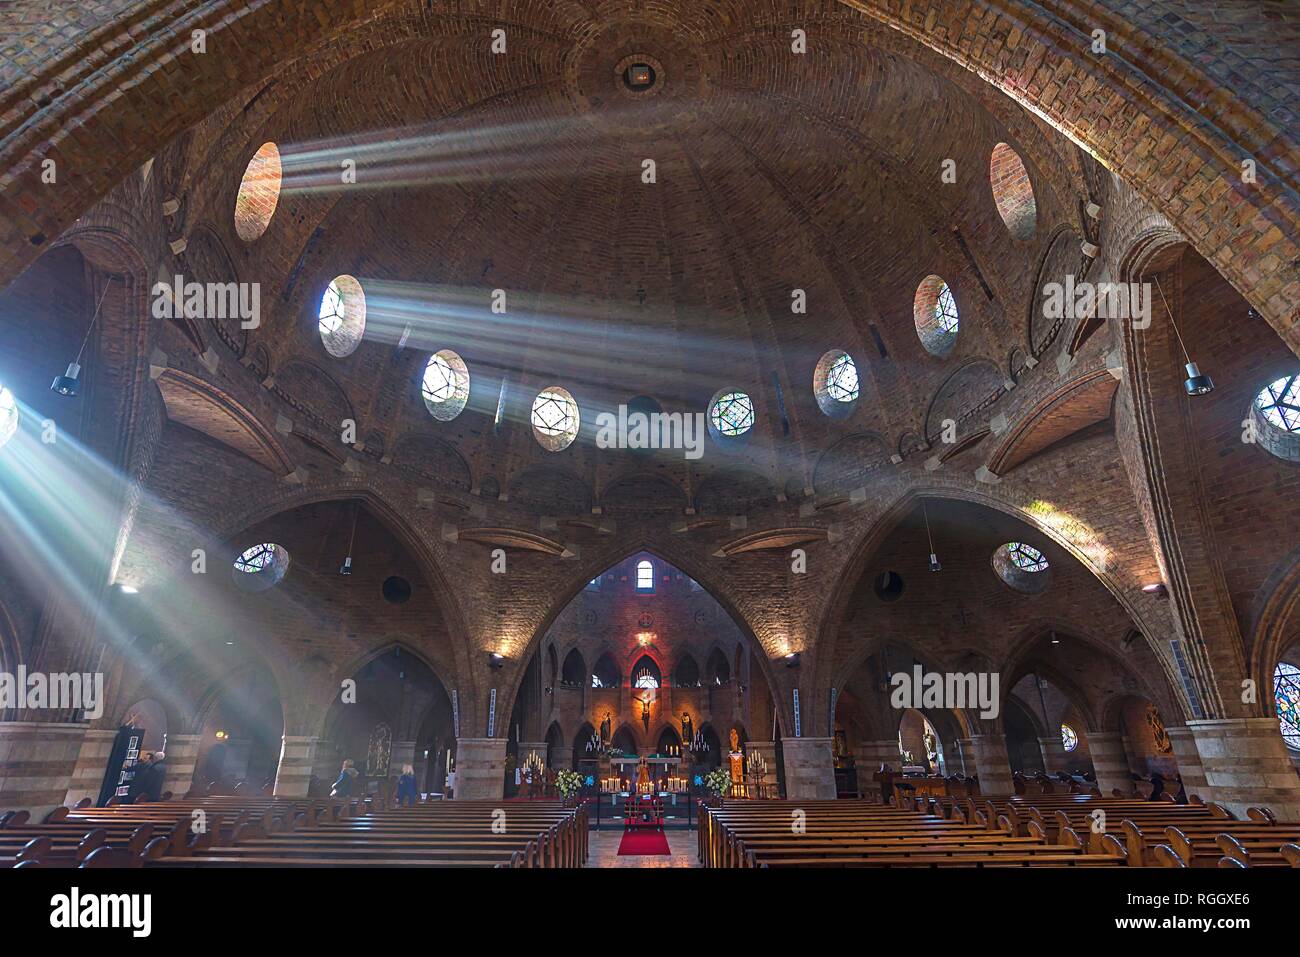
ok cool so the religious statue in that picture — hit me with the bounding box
[728,728,744,794]
[600,712,611,745]
[635,757,652,794]
[639,696,651,732]
[680,711,693,745]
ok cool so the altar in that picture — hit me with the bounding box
[602,754,687,794]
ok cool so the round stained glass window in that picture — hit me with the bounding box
[709,390,754,438]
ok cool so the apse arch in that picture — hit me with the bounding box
[210,485,475,702]
[811,486,1170,712]
[999,621,1179,733]
[314,640,455,749]
[493,541,794,750]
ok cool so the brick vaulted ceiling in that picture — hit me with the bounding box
[154,0,1093,494]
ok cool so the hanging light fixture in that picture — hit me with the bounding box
[922,499,941,572]
[52,277,114,397]
[1153,275,1213,397]
[339,503,358,575]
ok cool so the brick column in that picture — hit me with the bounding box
[1186,718,1300,820]
[455,737,507,800]
[970,734,1014,796]
[852,739,899,802]
[1166,725,1207,799]
[1085,732,1133,796]
[853,739,899,772]
[273,735,318,797]
[65,727,118,806]
[954,739,975,776]
[780,737,837,799]
[550,746,575,771]
[1037,735,1066,775]
[160,733,201,798]
[0,722,88,819]
[390,739,417,775]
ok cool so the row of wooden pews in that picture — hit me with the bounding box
[1,796,587,868]
[898,792,1300,868]
[699,800,1128,868]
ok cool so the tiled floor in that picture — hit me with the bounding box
[585,828,701,868]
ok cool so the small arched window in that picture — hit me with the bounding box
[1275,661,1300,750]
[636,559,654,590]
[561,649,586,687]
[1060,724,1079,752]
[632,656,661,690]
[591,653,619,689]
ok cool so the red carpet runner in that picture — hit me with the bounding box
[616,830,671,856]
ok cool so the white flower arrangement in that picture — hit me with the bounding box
[555,769,585,798]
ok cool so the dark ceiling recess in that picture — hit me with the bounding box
[873,570,905,602]
[624,63,656,91]
[382,575,412,604]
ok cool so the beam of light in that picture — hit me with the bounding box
[275,98,704,195]
[0,393,303,739]
[1022,499,1110,574]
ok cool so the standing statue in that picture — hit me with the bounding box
[600,712,611,745]
[728,728,745,793]
[680,711,693,745]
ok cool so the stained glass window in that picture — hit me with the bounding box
[234,543,278,573]
[710,390,754,436]
[934,282,959,334]
[1061,724,1078,752]
[318,275,365,357]
[633,656,660,690]
[531,387,579,450]
[1256,374,1299,433]
[421,350,469,420]
[1007,542,1049,572]
[318,281,344,337]
[636,560,654,590]
[0,386,18,451]
[825,352,860,402]
[1275,661,1300,750]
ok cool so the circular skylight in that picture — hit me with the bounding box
[709,390,755,438]
[531,387,580,451]
[0,385,18,451]
[914,275,959,356]
[318,275,366,358]
[989,142,1036,240]
[1006,542,1049,572]
[992,541,1050,594]
[814,349,860,418]
[422,350,470,421]
[1251,372,1300,464]
[231,542,290,592]
[234,142,283,242]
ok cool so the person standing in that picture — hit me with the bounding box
[396,764,419,806]
[331,759,359,798]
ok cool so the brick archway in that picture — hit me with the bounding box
[0,0,1294,353]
